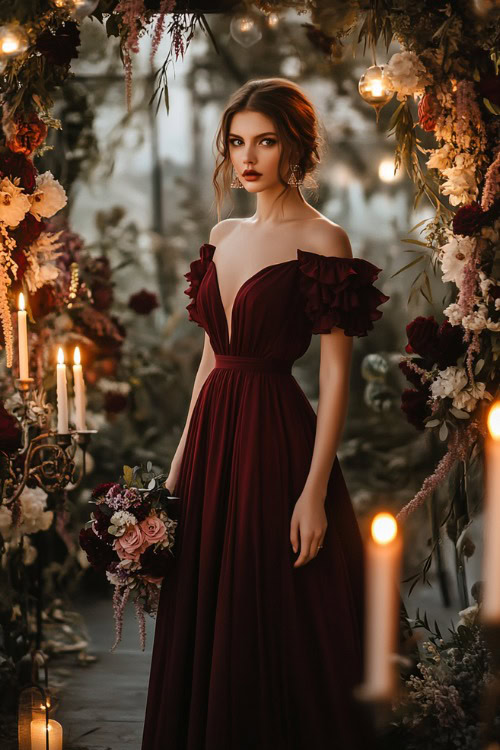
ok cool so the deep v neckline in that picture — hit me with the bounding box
[210,254,298,349]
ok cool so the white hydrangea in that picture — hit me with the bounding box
[430,366,468,400]
[109,510,137,537]
[385,51,429,101]
[24,231,64,293]
[29,171,67,221]
[444,302,463,326]
[440,166,477,206]
[0,487,53,541]
[0,176,31,227]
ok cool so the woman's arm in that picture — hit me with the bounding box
[290,222,354,567]
[303,330,353,497]
[165,331,215,489]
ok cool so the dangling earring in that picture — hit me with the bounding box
[231,167,244,189]
[287,163,303,186]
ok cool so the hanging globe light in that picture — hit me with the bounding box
[52,0,99,20]
[358,64,394,123]
[471,0,500,16]
[265,12,280,28]
[230,12,262,48]
[67,0,100,21]
[0,23,29,60]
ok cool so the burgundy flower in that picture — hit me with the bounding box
[10,248,28,282]
[452,202,486,236]
[0,402,22,453]
[478,72,500,108]
[91,281,114,311]
[128,289,159,315]
[79,527,118,572]
[435,321,467,369]
[91,482,118,501]
[401,387,431,431]
[0,148,37,192]
[418,93,439,132]
[104,392,128,414]
[30,285,57,320]
[139,544,175,579]
[35,21,80,67]
[405,316,439,362]
[91,505,115,544]
[11,213,44,251]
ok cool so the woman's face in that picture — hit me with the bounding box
[228,109,288,193]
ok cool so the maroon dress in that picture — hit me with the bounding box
[141,242,390,750]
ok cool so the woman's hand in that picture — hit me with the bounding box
[163,472,178,492]
[290,489,328,567]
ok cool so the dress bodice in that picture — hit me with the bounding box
[183,243,390,361]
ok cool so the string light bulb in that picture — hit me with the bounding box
[229,11,262,48]
[0,23,29,60]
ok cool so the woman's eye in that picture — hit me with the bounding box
[229,138,276,146]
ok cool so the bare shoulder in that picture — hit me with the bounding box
[303,219,353,260]
[209,218,242,246]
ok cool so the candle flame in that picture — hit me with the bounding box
[487,402,500,440]
[57,347,65,365]
[74,346,81,365]
[371,512,398,545]
[370,80,384,96]
[18,292,25,311]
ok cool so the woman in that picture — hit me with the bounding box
[141,77,390,750]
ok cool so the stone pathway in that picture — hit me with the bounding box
[58,592,154,750]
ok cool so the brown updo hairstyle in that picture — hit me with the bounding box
[212,77,325,222]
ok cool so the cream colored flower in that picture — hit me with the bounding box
[439,234,475,286]
[452,381,486,412]
[0,176,31,227]
[24,231,63,293]
[443,302,463,326]
[426,143,454,171]
[385,51,429,101]
[440,166,477,206]
[462,304,488,332]
[430,366,468,400]
[29,171,67,221]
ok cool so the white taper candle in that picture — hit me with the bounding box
[363,512,403,700]
[17,292,29,379]
[73,346,86,431]
[56,347,69,434]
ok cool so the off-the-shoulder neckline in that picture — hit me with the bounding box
[201,242,356,265]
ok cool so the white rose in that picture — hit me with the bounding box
[0,176,31,227]
[29,171,67,221]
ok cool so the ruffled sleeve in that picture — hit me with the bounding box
[297,249,390,337]
[183,243,215,327]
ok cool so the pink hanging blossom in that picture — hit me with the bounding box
[396,419,485,522]
[481,148,500,211]
[150,0,177,64]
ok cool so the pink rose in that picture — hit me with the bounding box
[140,515,166,545]
[114,525,149,561]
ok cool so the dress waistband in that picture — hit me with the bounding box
[214,354,293,374]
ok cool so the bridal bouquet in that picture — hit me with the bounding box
[79,463,181,651]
